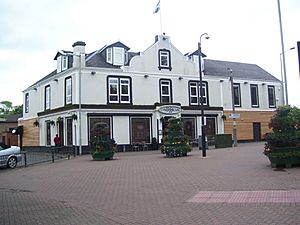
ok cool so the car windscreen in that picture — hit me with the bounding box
[0,143,10,150]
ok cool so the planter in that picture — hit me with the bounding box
[264,147,300,168]
[92,151,114,160]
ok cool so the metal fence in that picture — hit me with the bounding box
[18,146,76,167]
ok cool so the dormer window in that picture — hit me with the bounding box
[106,47,125,66]
[57,55,68,73]
[158,49,172,71]
[107,48,112,64]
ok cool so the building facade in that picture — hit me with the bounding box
[21,35,283,152]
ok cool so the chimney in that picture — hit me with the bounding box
[72,41,86,68]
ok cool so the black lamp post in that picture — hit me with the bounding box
[198,33,209,157]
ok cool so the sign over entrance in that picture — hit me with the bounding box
[158,105,181,115]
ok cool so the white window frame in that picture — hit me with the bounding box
[108,77,119,103]
[57,56,62,73]
[62,56,68,71]
[268,85,276,108]
[250,84,259,107]
[45,85,51,110]
[106,48,112,64]
[233,84,241,107]
[160,80,171,103]
[65,77,72,105]
[113,47,124,66]
[189,81,208,106]
[25,93,29,113]
[120,78,130,103]
[160,51,169,68]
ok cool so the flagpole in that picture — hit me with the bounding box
[159,0,163,34]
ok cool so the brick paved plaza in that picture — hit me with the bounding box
[1,142,300,225]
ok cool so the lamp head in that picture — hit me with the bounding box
[205,35,210,40]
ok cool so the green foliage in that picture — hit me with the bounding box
[265,106,300,152]
[91,123,116,154]
[0,101,22,118]
[160,117,191,157]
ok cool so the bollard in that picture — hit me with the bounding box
[52,150,55,163]
[24,152,27,167]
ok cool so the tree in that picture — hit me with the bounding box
[0,101,22,118]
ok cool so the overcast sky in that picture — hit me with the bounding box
[0,0,299,107]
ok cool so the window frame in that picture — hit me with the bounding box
[158,49,172,71]
[65,76,72,105]
[159,79,172,103]
[107,76,132,104]
[25,93,29,113]
[250,84,259,108]
[188,81,209,106]
[44,85,51,111]
[267,85,276,108]
[106,48,112,64]
[233,83,241,107]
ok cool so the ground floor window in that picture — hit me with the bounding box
[131,117,151,144]
[89,117,112,144]
[182,117,196,139]
[58,121,64,146]
[205,117,216,138]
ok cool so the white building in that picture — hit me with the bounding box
[20,35,283,153]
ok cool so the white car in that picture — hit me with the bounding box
[0,143,22,168]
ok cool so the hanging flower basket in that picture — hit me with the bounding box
[71,114,78,121]
[33,119,39,127]
[56,116,63,125]
[49,120,55,126]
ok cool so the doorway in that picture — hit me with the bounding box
[253,122,261,142]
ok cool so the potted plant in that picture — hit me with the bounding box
[90,123,116,160]
[264,106,300,168]
[160,117,192,157]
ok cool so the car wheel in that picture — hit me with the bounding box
[7,157,17,169]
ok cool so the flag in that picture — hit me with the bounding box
[153,0,160,14]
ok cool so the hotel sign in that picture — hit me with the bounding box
[158,105,181,115]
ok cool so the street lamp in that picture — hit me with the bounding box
[228,68,238,147]
[280,47,295,105]
[198,33,209,157]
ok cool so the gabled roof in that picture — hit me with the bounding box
[185,50,207,58]
[204,59,280,82]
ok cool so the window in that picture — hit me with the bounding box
[160,79,172,103]
[250,84,259,107]
[45,85,51,110]
[65,77,72,105]
[189,81,208,106]
[268,85,276,108]
[113,47,125,66]
[131,117,151,144]
[57,56,68,73]
[106,48,112,64]
[108,76,131,104]
[182,117,196,139]
[89,117,112,143]
[158,49,172,71]
[62,56,68,71]
[233,83,241,107]
[25,93,29,113]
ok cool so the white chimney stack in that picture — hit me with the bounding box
[72,41,86,68]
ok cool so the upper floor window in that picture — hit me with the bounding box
[45,85,51,110]
[65,77,72,105]
[233,83,241,107]
[250,84,259,107]
[160,79,172,103]
[268,85,276,108]
[106,47,125,66]
[158,49,172,71]
[25,93,29,113]
[108,76,131,104]
[57,56,68,73]
[189,81,208,106]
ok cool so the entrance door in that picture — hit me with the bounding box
[253,122,261,142]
